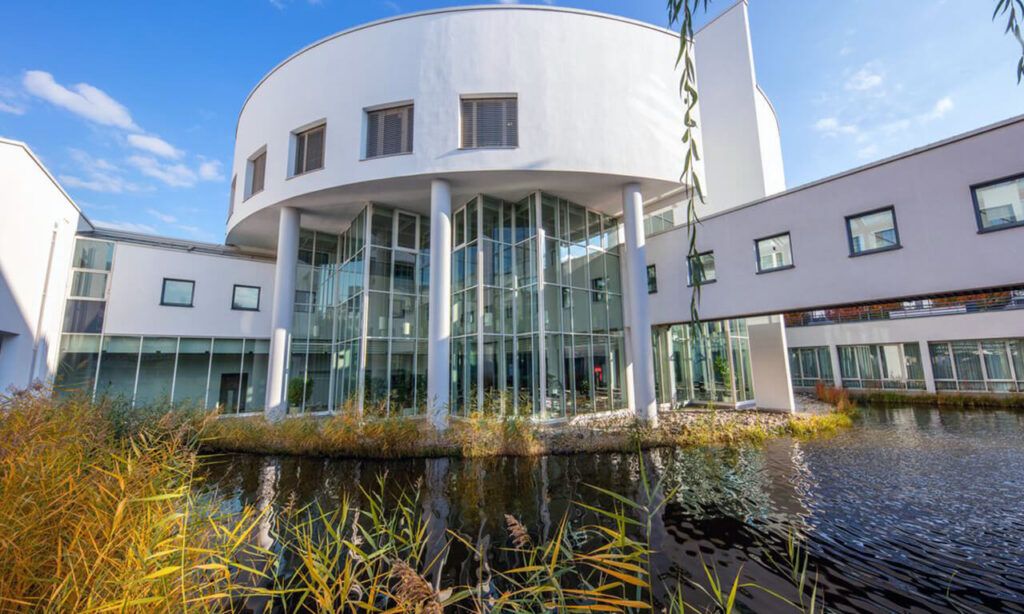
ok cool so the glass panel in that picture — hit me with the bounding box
[174,338,211,408]
[848,209,898,253]
[96,336,140,403]
[391,294,416,338]
[304,344,331,411]
[367,292,390,337]
[396,212,417,250]
[817,347,834,381]
[903,343,924,382]
[371,209,393,246]
[391,340,416,415]
[929,343,955,380]
[981,340,1012,380]
[70,271,107,299]
[1011,340,1024,385]
[545,333,564,418]
[233,286,260,310]
[54,334,101,396]
[466,198,478,243]
[974,176,1024,230]
[210,339,244,414]
[162,279,194,306]
[364,340,389,412]
[482,197,501,242]
[63,299,105,333]
[73,239,114,271]
[369,247,392,292]
[454,208,465,246]
[392,251,416,294]
[592,337,610,412]
[756,234,793,271]
[572,335,593,413]
[951,341,984,382]
[134,338,177,406]
[242,339,269,412]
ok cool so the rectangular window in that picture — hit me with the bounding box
[646,264,657,294]
[972,173,1024,232]
[72,239,114,271]
[755,232,793,272]
[161,278,195,307]
[366,104,413,158]
[246,149,266,198]
[70,271,107,299]
[461,96,518,148]
[846,206,900,256]
[293,124,325,175]
[232,285,260,311]
[688,251,716,286]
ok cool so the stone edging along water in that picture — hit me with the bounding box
[198,407,852,460]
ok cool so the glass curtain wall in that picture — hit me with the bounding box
[837,343,925,390]
[288,206,430,416]
[450,193,626,418]
[929,338,1024,392]
[789,346,834,388]
[653,320,755,407]
[57,335,269,411]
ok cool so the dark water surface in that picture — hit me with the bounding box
[198,407,1024,613]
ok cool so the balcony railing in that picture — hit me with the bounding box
[785,291,1024,327]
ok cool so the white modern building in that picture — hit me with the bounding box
[1,3,1022,423]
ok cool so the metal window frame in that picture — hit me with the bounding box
[290,121,327,177]
[363,102,415,160]
[160,278,195,308]
[231,284,262,311]
[687,250,717,287]
[753,231,795,274]
[845,205,902,257]
[970,171,1024,234]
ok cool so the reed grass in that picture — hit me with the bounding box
[847,389,1024,410]
[0,390,835,612]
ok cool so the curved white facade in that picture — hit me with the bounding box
[228,6,689,249]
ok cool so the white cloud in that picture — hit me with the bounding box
[92,219,158,234]
[838,45,854,57]
[844,66,883,91]
[23,70,139,130]
[127,133,182,159]
[60,149,144,194]
[919,96,953,122]
[127,155,198,188]
[813,117,858,137]
[198,159,224,181]
[147,208,178,223]
[0,100,24,115]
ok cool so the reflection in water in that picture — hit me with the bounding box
[198,408,1024,613]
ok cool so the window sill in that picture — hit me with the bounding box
[756,264,795,275]
[848,244,902,258]
[686,279,718,288]
[361,151,413,161]
[977,220,1024,234]
[242,188,263,202]
[286,166,324,181]
[160,302,193,308]
[458,146,519,151]
[231,307,260,312]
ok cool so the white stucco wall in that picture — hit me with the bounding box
[103,242,275,339]
[693,1,784,215]
[0,139,86,391]
[647,115,1024,325]
[748,315,795,411]
[228,5,722,247]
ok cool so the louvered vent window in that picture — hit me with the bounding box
[461,97,518,148]
[366,105,414,159]
[294,124,325,175]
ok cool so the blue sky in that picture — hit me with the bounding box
[0,1,1020,243]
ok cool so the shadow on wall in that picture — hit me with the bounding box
[0,258,36,392]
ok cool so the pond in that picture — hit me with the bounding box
[198,407,1024,613]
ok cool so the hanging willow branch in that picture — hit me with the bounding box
[667,0,709,326]
[994,0,1024,82]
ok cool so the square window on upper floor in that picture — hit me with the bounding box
[365,104,413,159]
[461,96,517,149]
[293,124,325,176]
[972,173,1024,233]
[846,206,900,256]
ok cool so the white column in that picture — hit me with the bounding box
[265,206,300,421]
[427,179,452,430]
[919,340,937,393]
[621,183,658,425]
[747,314,796,412]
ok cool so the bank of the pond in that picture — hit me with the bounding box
[846,389,1024,409]
[199,407,852,459]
